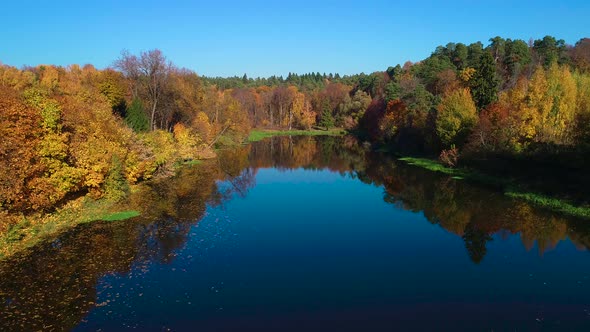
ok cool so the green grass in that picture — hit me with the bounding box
[398,156,590,220]
[184,159,203,166]
[398,157,461,176]
[505,191,590,219]
[247,128,346,142]
[398,157,509,188]
[88,210,140,222]
[174,159,203,169]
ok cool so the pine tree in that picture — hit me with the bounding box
[471,51,499,110]
[319,101,335,130]
[125,98,149,132]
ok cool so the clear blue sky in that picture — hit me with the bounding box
[1,0,588,77]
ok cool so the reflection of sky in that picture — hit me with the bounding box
[256,167,348,184]
[77,168,590,331]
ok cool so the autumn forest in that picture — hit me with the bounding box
[1,35,590,239]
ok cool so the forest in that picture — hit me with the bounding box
[1,35,590,226]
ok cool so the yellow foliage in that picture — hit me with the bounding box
[192,112,212,143]
[140,130,177,173]
[291,92,316,130]
[459,67,476,82]
[501,64,578,147]
[574,71,590,143]
[542,63,577,144]
[173,123,202,160]
[436,88,478,146]
[40,65,60,90]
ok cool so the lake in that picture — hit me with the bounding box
[1,136,590,331]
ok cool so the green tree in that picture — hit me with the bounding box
[533,35,568,67]
[125,98,149,132]
[504,39,532,79]
[453,43,469,69]
[466,42,484,68]
[471,51,499,110]
[384,81,401,102]
[319,101,335,130]
[104,155,129,201]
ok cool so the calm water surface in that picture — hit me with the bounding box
[1,136,590,331]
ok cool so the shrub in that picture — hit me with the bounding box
[439,146,459,168]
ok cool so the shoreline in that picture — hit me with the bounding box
[2,131,589,262]
[398,157,590,220]
[247,128,346,142]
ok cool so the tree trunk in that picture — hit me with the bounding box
[269,105,273,127]
[150,99,158,131]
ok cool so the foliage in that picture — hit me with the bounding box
[125,98,149,132]
[471,51,499,110]
[173,123,202,160]
[439,146,459,168]
[319,107,335,130]
[0,87,44,211]
[103,155,129,201]
[436,88,478,147]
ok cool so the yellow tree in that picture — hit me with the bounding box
[22,87,84,208]
[291,91,316,130]
[574,71,590,144]
[541,63,577,144]
[0,86,44,211]
[192,111,213,143]
[39,65,61,91]
[436,88,478,147]
[500,77,535,150]
[173,123,201,160]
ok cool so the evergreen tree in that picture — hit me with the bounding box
[104,155,129,201]
[319,101,335,130]
[471,51,499,110]
[125,98,149,132]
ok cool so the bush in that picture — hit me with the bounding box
[103,155,129,201]
[439,146,459,168]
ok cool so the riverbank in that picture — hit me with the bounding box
[247,128,346,142]
[398,157,590,220]
[0,129,344,261]
[0,197,140,259]
[0,157,212,260]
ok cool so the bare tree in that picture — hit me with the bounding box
[114,50,140,98]
[115,49,172,130]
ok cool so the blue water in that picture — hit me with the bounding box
[74,168,590,331]
[2,137,590,331]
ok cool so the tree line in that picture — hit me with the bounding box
[1,35,589,217]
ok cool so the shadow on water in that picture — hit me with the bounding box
[1,135,590,331]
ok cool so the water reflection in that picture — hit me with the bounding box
[248,136,590,258]
[0,136,589,331]
[0,157,255,331]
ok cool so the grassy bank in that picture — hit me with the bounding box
[505,191,590,220]
[398,157,590,220]
[0,195,140,260]
[247,128,346,142]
